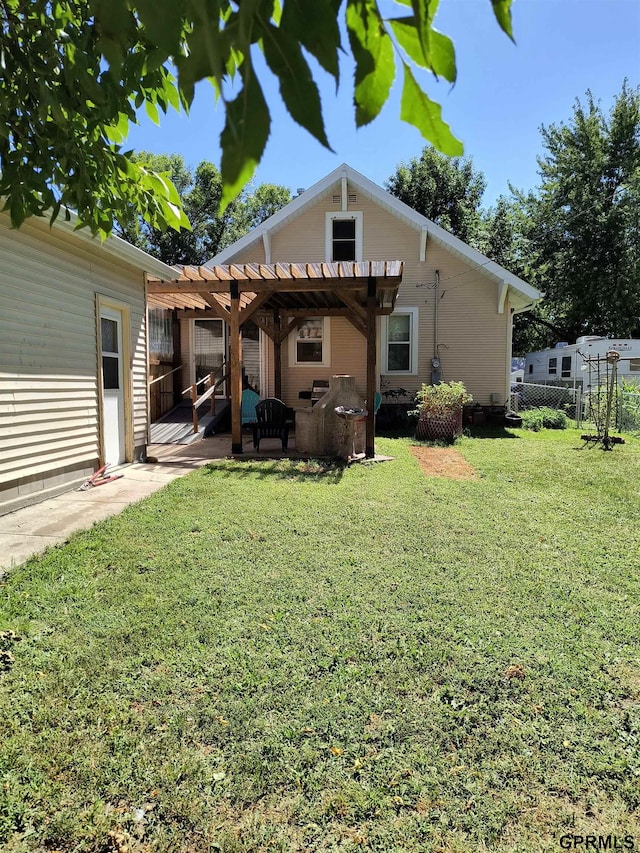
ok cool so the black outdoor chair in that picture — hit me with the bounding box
[252,397,292,451]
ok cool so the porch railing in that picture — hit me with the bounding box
[184,362,230,433]
[148,364,182,422]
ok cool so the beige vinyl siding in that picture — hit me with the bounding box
[0,213,147,509]
[222,181,511,406]
[281,318,367,406]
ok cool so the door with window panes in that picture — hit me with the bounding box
[192,318,261,394]
[100,307,126,465]
[193,319,225,389]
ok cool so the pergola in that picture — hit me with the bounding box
[147,260,404,457]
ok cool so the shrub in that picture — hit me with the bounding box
[520,407,569,432]
[412,381,473,417]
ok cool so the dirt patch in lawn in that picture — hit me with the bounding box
[409,445,477,480]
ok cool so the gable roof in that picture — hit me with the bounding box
[207,163,541,310]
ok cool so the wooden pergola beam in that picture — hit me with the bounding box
[240,290,274,325]
[198,292,229,322]
[334,288,368,325]
[148,278,388,296]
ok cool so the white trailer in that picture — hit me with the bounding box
[524,336,640,390]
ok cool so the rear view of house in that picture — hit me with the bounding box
[205,164,541,407]
[0,212,176,515]
[146,164,541,455]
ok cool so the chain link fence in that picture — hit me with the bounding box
[619,391,640,433]
[582,389,640,435]
[510,382,580,422]
[511,383,640,434]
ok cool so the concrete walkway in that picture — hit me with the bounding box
[0,436,235,573]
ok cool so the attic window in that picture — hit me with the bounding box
[325,211,363,262]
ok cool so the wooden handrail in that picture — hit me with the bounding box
[182,361,228,397]
[190,365,231,433]
[148,365,182,387]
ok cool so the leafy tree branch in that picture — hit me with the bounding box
[0,0,514,237]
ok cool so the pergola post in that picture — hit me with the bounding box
[229,282,243,453]
[366,276,377,459]
[273,309,282,400]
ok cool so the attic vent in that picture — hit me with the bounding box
[348,193,357,203]
[332,194,341,204]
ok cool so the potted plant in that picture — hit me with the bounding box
[413,381,472,441]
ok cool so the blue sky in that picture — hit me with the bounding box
[125,0,640,207]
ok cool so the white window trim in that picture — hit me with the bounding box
[288,317,332,367]
[325,211,363,262]
[382,308,419,375]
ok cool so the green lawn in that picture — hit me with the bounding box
[1,430,640,852]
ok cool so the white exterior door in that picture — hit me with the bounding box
[100,307,126,465]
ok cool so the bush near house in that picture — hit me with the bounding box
[520,406,570,431]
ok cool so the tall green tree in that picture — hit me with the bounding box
[386,147,487,244]
[116,153,291,263]
[0,0,515,237]
[516,82,640,346]
[219,184,293,250]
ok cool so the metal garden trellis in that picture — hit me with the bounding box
[581,350,626,450]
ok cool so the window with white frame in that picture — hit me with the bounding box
[289,317,331,366]
[325,212,363,262]
[382,309,418,374]
[548,356,557,375]
[561,355,571,378]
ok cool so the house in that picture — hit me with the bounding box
[525,336,640,389]
[0,210,177,515]
[147,163,541,454]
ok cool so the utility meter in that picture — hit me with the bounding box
[431,357,440,369]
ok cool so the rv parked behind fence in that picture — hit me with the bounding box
[524,336,640,389]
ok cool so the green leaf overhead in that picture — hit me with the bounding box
[491,0,515,41]
[261,25,331,149]
[389,16,456,82]
[400,63,463,156]
[219,58,271,211]
[280,0,342,82]
[346,0,395,127]
[0,0,518,235]
[133,0,186,56]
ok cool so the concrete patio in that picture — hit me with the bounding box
[0,432,300,573]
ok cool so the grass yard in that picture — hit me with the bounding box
[1,429,640,852]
